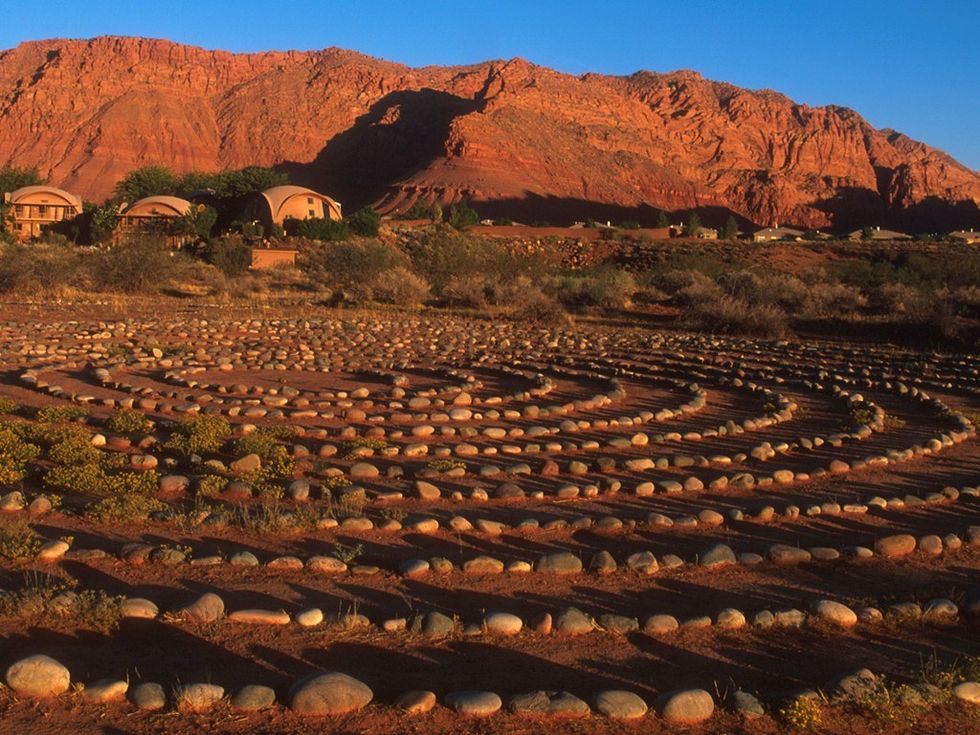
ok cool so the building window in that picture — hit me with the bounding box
[307,197,314,204]
[37,205,47,216]
[14,223,22,231]
[14,205,23,216]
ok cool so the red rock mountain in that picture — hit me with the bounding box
[1,36,977,230]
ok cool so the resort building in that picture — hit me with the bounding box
[245,185,342,231]
[3,185,83,241]
[116,196,195,246]
[948,230,979,244]
[754,226,804,242]
[847,227,912,241]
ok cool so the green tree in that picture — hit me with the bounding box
[88,203,119,243]
[0,166,42,196]
[686,211,702,237]
[656,210,670,229]
[294,217,350,241]
[346,207,381,237]
[802,229,820,240]
[721,215,739,240]
[447,202,479,231]
[181,206,218,240]
[113,166,180,203]
[860,226,874,241]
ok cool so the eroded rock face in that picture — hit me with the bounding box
[0,37,976,230]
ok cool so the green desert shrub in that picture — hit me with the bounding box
[0,426,41,486]
[86,493,166,523]
[105,409,153,435]
[36,405,88,423]
[164,415,230,456]
[369,265,431,306]
[0,523,42,561]
[680,295,789,339]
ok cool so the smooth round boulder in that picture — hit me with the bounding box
[953,682,980,705]
[445,690,502,717]
[484,611,523,636]
[289,671,373,715]
[875,534,916,558]
[592,690,648,719]
[395,689,437,714]
[5,654,70,697]
[177,683,225,712]
[812,599,858,627]
[655,688,715,724]
[232,684,276,711]
[535,551,583,574]
[509,690,590,718]
[130,681,166,710]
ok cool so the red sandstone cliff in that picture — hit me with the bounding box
[0,36,976,230]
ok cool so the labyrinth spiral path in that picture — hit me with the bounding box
[0,312,977,733]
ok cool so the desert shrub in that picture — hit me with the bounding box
[405,226,545,295]
[777,696,822,730]
[293,217,350,241]
[205,237,252,276]
[854,679,930,728]
[341,437,388,459]
[447,202,480,231]
[673,273,726,306]
[680,295,789,338]
[92,236,192,293]
[369,265,431,306]
[868,282,929,316]
[0,398,18,415]
[555,267,637,310]
[36,405,88,423]
[802,281,867,318]
[301,239,405,301]
[0,244,83,294]
[0,426,41,486]
[441,272,496,308]
[196,474,228,498]
[105,409,153,435]
[332,541,364,564]
[346,207,381,237]
[86,493,166,523]
[426,458,465,473]
[164,415,230,456]
[48,434,101,466]
[641,268,696,297]
[0,523,42,561]
[500,277,568,325]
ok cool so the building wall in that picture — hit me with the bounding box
[250,248,297,269]
[276,194,326,224]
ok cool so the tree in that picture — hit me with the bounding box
[860,226,874,241]
[87,203,119,244]
[113,166,180,203]
[0,165,42,196]
[295,217,350,241]
[721,215,739,240]
[448,202,479,231]
[183,206,218,240]
[686,211,702,237]
[346,207,381,237]
[656,210,670,229]
[802,229,820,241]
[620,220,641,230]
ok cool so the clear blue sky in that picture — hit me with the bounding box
[3,0,978,168]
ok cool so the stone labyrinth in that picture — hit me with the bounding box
[0,313,978,731]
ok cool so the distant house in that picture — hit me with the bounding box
[693,226,718,240]
[116,195,196,246]
[754,226,804,242]
[847,226,912,241]
[3,185,83,241]
[245,186,342,232]
[948,230,979,244]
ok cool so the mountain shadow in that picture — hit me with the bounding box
[281,88,481,209]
